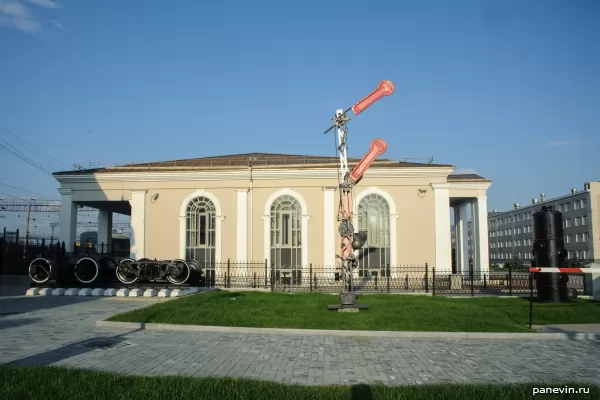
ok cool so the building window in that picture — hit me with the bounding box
[185,196,216,269]
[564,203,570,212]
[583,233,589,242]
[565,219,571,228]
[270,195,303,284]
[581,199,587,209]
[558,204,563,212]
[582,216,588,225]
[583,250,587,259]
[517,214,521,222]
[565,234,571,243]
[357,193,391,276]
[574,202,580,210]
[575,217,581,226]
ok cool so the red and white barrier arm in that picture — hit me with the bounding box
[529,267,600,273]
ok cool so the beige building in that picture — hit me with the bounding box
[52,153,492,282]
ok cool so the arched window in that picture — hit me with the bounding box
[270,195,302,284]
[186,196,216,269]
[357,193,391,276]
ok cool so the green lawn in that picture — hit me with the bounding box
[1,366,597,400]
[106,291,600,332]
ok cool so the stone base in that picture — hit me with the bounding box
[338,308,360,313]
[327,304,368,311]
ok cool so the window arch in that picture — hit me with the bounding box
[270,194,302,284]
[356,193,391,276]
[185,196,216,267]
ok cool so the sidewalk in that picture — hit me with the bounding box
[2,296,600,386]
[534,324,600,334]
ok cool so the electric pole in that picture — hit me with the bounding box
[50,222,59,245]
[24,197,36,255]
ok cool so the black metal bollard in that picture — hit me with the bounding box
[532,206,570,302]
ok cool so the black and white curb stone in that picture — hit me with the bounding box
[25,287,201,298]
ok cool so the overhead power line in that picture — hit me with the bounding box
[0,127,71,172]
[0,181,57,200]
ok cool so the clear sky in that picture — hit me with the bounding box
[0,0,598,237]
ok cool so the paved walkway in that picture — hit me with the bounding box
[1,295,600,386]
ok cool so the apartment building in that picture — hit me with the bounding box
[451,182,599,267]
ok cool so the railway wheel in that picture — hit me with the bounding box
[74,257,99,284]
[29,258,52,284]
[167,259,191,284]
[116,259,139,284]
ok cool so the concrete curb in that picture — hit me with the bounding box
[95,320,600,341]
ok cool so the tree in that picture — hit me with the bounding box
[504,254,525,270]
[568,253,583,267]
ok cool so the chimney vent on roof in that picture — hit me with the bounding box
[584,182,591,191]
[571,188,577,194]
[532,198,538,204]
[514,203,520,209]
[540,193,546,202]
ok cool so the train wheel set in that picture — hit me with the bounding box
[28,256,203,286]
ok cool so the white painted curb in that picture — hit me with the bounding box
[24,287,205,298]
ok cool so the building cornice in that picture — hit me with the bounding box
[54,167,456,183]
[431,182,492,191]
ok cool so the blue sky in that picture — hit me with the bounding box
[0,0,598,236]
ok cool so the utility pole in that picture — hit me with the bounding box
[50,222,59,245]
[23,197,36,256]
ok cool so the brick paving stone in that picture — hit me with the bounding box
[2,295,600,386]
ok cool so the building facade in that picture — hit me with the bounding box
[52,153,492,281]
[486,182,599,266]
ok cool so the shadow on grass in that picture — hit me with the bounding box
[351,383,372,400]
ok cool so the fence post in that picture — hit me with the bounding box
[61,242,66,258]
[264,259,268,288]
[387,264,391,293]
[508,266,513,296]
[374,273,378,290]
[270,269,274,291]
[309,263,313,292]
[432,267,436,296]
[469,265,474,296]
[227,259,231,288]
[425,263,429,293]
[483,273,487,290]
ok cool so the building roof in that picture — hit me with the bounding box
[447,173,489,182]
[53,152,458,175]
